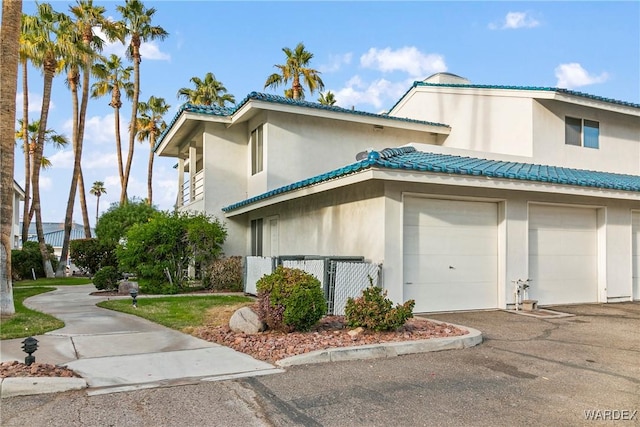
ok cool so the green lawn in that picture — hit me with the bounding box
[0,287,65,340]
[13,277,92,287]
[97,295,253,331]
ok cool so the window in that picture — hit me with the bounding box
[251,218,263,256]
[251,125,263,175]
[565,117,599,149]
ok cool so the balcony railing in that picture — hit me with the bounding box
[180,170,204,207]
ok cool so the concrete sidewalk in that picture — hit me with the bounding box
[0,285,281,397]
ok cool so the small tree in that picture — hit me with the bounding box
[70,238,116,274]
[116,211,226,290]
[95,199,157,245]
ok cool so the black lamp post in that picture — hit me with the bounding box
[130,288,138,308]
[21,336,39,366]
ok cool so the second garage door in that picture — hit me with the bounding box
[403,197,498,313]
[633,212,640,301]
[528,205,598,305]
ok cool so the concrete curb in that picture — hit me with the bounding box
[276,323,483,367]
[0,377,87,398]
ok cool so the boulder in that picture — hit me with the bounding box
[118,281,139,295]
[229,307,266,334]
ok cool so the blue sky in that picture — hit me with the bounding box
[14,1,640,227]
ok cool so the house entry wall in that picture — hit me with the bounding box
[403,197,499,312]
[633,212,640,300]
[528,204,598,305]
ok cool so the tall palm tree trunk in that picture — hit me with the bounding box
[121,42,141,205]
[58,68,80,277]
[20,59,31,245]
[33,60,57,278]
[1,0,22,315]
[147,137,155,204]
[78,168,91,236]
[114,102,126,202]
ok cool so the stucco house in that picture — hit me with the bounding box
[155,73,640,312]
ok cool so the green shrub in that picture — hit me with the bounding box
[138,278,179,295]
[256,266,327,332]
[70,238,117,274]
[92,266,121,291]
[11,241,57,280]
[203,256,243,291]
[344,283,415,332]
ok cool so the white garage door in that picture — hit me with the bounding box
[633,212,640,301]
[403,198,498,312]
[528,205,598,305]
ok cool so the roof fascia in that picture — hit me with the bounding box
[155,111,232,155]
[225,166,640,216]
[230,98,450,135]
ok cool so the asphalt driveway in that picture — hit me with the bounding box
[2,302,639,426]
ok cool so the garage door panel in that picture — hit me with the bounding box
[403,197,498,312]
[405,227,497,255]
[528,205,598,305]
[405,254,498,283]
[529,230,597,256]
[406,281,498,312]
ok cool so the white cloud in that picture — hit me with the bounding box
[39,176,53,191]
[96,26,170,61]
[360,47,447,77]
[320,53,353,73]
[15,92,52,114]
[334,76,411,110]
[84,152,119,169]
[555,63,609,89]
[489,11,540,30]
[48,150,74,169]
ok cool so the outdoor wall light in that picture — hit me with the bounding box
[21,336,39,366]
[130,289,138,308]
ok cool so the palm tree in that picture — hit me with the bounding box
[91,54,134,200]
[90,181,106,225]
[136,96,170,204]
[1,0,23,316]
[117,0,168,206]
[23,3,76,277]
[18,12,38,245]
[264,42,324,100]
[58,0,117,276]
[177,72,235,107]
[318,91,337,106]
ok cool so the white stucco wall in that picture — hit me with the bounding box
[264,112,439,191]
[390,87,534,157]
[533,100,640,174]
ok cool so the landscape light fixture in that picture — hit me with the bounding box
[21,336,39,366]
[130,289,138,308]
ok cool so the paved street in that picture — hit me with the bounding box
[2,302,639,426]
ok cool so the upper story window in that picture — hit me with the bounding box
[565,117,599,149]
[251,125,264,175]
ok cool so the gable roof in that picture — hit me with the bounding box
[389,82,640,114]
[155,92,450,151]
[222,146,640,213]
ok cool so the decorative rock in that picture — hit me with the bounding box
[229,307,266,334]
[348,327,364,337]
[118,281,139,295]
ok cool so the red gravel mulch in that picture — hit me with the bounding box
[0,361,81,379]
[191,316,468,363]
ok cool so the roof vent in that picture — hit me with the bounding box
[423,72,470,85]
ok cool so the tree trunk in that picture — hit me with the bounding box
[78,168,92,236]
[21,59,30,245]
[78,59,92,237]
[33,57,56,278]
[0,0,22,315]
[122,41,141,206]
[147,137,155,205]
[58,68,80,277]
[111,86,125,202]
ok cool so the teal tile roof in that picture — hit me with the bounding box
[27,227,94,248]
[222,147,640,212]
[389,82,640,112]
[154,92,450,151]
